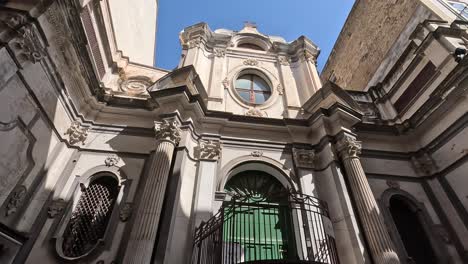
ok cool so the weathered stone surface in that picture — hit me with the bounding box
[321,0,420,90]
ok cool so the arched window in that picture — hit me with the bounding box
[62,176,120,258]
[223,171,296,262]
[389,196,437,264]
[235,74,271,104]
[238,43,264,51]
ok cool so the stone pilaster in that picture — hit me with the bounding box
[123,119,181,264]
[337,135,400,264]
[193,139,222,227]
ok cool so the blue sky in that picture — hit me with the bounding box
[154,0,354,73]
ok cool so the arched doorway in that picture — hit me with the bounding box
[389,196,437,264]
[222,170,296,262]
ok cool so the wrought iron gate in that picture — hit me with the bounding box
[191,191,339,264]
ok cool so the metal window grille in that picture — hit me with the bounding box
[62,178,119,258]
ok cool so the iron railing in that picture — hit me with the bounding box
[191,191,339,264]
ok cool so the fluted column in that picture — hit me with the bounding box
[123,119,182,264]
[337,135,400,264]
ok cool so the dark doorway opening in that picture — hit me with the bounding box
[389,196,436,264]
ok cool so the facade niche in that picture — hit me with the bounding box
[60,176,120,259]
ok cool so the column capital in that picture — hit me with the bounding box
[197,139,222,160]
[154,119,181,144]
[337,135,362,159]
[292,147,315,169]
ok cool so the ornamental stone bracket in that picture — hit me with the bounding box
[47,199,67,218]
[213,48,226,58]
[292,148,315,169]
[336,134,362,160]
[119,202,133,222]
[196,140,222,160]
[154,119,182,144]
[411,152,438,176]
[64,121,89,145]
[277,55,291,66]
[5,185,27,216]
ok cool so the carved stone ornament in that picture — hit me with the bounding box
[337,136,362,159]
[47,199,67,218]
[213,48,226,58]
[293,148,315,169]
[245,108,264,117]
[198,140,222,160]
[1,13,28,29]
[186,38,201,49]
[105,154,120,167]
[277,84,284,95]
[120,77,152,95]
[6,185,27,216]
[154,119,182,144]
[14,25,46,63]
[64,121,89,145]
[243,58,258,66]
[302,50,315,63]
[222,77,229,88]
[251,150,263,157]
[277,55,290,66]
[386,180,400,189]
[411,152,437,175]
[119,202,133,222]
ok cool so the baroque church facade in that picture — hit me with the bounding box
[0,0,467,264]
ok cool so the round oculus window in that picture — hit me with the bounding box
[235,74,271,104]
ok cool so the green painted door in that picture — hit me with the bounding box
[223,170,296,262]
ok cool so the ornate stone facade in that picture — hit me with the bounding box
[0,2,466,264]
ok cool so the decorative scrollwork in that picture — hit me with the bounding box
[243,58,258,66]
[251,150,263,157]
[245,108,264,117]
[119,77,152,95]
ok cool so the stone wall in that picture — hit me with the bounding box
[320,0,422,90]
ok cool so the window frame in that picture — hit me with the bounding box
[54,171,126,261]
[235,73,272,105]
